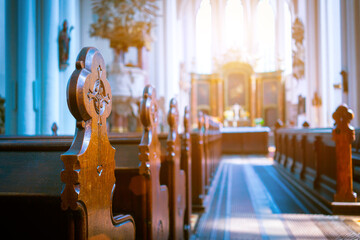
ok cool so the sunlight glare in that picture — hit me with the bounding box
[225,0,244,50]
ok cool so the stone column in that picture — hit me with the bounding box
[163,0,179,109]
[5,0,18,134]
[340,0,360,126]
[5,0,37,135]
[59,0,79,135]
[40,0,60,134]
[17,0,36,135]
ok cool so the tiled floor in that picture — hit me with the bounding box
[193,155,360,239]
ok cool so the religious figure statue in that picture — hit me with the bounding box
[58,20,73,70]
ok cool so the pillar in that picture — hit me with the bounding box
[163,0,179,110]
[17,0,36,135]
[59,0,79,135]
[5,0,37,135]
[5,0,18,134]
[40,0,60,134]
[341,0,360,126]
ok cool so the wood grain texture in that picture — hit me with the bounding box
[332,104,357,202]
[191,111,206,212]
[61,47,135,239]
[181,106,192,239]
[161,98,186,239]
[138,85,170,240]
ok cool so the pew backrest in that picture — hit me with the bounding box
[139,85,170,240]
[61,47,135,239]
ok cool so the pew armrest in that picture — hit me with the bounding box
[112,214,136,239]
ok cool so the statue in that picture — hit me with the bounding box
[58,20,73,70]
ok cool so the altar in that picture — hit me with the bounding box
[190,61,284,128]
[221,127,270,154]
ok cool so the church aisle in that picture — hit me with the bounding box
[193,155,360,240]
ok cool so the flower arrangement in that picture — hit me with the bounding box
[254,118,264,126]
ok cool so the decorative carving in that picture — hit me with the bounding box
[61,47,113,209]
[58,20,73,70]
[163,98,186,239]
[138,85,170,240]
[167,98,179,141]
[61,47,135,238]
[87,66,111,123]
[139,85,158,177]
[90,0,159,61]
[292,17,305,81]
[51,122,58,136]
[340,70,349,93]
[332,104,357,202]
[312,92,322,107]
[302,121,310,128]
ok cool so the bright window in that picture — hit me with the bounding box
[284,2,292,74]
[256,0,275,72]
[225,0,244,51]
[196,0,212,74]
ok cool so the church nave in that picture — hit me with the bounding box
[193,155,360,239]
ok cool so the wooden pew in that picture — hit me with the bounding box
[181,106,192,239]
[191,111,206,212]
[190,111,222,213]
[112,85,170,240]
[207,116,222,184]
[274,104,360,214]
[0,47,135,239]
[4,105,194,239]
[160,98,186,239]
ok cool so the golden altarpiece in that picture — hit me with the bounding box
[191,61,284,127]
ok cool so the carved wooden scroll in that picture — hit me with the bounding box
[332,104,357,202]
[162,98,186,239]
[181,106,192,239]
[139,85,170,240]
[60,47,135,239]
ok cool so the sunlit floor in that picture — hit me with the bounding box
[192,155,360,240]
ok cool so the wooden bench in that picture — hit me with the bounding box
[191,111,206,212]
[274,104,359,214]
[160,98,186,239]
[181,106,192,239]
[0,105,192,239]
[113,94,193,240]
[0,47,135,239]
[112,85,170,240]
[190,112,222,212]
